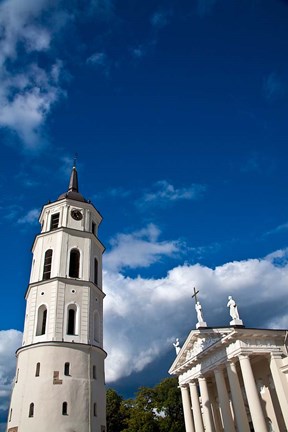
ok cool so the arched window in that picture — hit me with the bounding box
[94,311,100,342]
[94,258,98,285]
[67,305,78,335]
[43,249,53,280]
[64,362,70,376]
[35,363,40,377]
[62,402,68,415]
[69,249,80,278]
[29,403,34,418]
[36,305,47,336]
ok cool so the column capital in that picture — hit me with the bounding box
[198,374,206,381]
[270,351,283,360]
[214,365,225,374]
[226,357,237,364]
[238,353,250,361]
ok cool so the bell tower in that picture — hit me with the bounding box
[7,166,107,432]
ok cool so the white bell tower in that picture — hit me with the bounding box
[7,166,107,432]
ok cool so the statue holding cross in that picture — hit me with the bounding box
[192,287,207,329]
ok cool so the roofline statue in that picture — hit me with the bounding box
[192,287,207,329]
[227,295,244,326]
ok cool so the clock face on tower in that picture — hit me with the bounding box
[71,209,83,221]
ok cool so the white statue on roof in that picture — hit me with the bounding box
[195,301,204,322]
[227,295,243,326]
[173,338,181,355]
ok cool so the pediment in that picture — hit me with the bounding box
[169,328,230,374]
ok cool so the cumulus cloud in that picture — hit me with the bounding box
[0,330,22,429]
[104,247,288,383]
[3,245,288,390]
[0,63,64,148]
[17,208,39,225]
[104,223,181,272]
[0,0,66,148]
[137,180,206,208]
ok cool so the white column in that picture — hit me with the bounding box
[198,376,215,432]
[238,355,268,432]
[180,386,195,432]
[270,353,288,429]
[209,385,223,432]
[214,368,236,432]
[226,360,250,432]
[189,381,204,432]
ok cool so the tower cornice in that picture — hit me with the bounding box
[31,226,105,254]
[16,340,107,358]
[39,197,103,224]
[25,277,106,300]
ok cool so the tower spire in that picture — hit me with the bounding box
[68,165,79,192]
[58,161,86,202]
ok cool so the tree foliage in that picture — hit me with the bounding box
[106,377,185,432]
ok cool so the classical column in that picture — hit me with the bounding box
[180,386,195,432]
[198,376,215,432]
[226,360,250,432]
[214,368,236,432]
[238,355,268,432]
[189,381,204,432]
[209,384,223,432]
[270,353,288,429]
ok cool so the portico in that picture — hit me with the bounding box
[169,327,288,432]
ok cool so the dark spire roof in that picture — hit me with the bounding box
[57,165,87,202]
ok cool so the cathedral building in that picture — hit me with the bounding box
[7,166,106,432]
[169,297,288,432]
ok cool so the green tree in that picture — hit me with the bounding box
[106,388,127,432]
[106,377,185,432]
[154,377,185,432]
[122,387,160,432]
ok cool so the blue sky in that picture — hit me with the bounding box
[1,0,288,427]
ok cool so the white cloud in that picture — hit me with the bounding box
[17,208,39,225]
[104,223,181,272]
[86,52,111,76]
[0,0,66,148]
[150,10,171,29]
[137,180,206,208]
[104,248,288,383]
[3,246,288,394]
[0,0,51,65]
[265,221,288,236]
[0,330,22,414]
[87,52,107,66]
[131,46,146,59]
